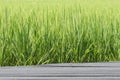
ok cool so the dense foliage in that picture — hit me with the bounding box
[0,0,120,66]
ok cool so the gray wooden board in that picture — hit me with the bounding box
[0,62,120,80]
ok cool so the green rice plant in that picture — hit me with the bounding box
[0,0,120,66]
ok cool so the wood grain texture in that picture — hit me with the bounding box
[0,62,120,80]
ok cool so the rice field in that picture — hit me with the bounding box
[0,0,120,66]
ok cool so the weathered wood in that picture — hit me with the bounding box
[0,62,120,80]
[0,77,120,80]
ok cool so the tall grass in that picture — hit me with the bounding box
[0,0,120,66]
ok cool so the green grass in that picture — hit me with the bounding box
[0,0,120,66]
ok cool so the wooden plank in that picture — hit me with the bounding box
[0,77,120,80]
[0,62,120,80]
[41,62,120,67]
